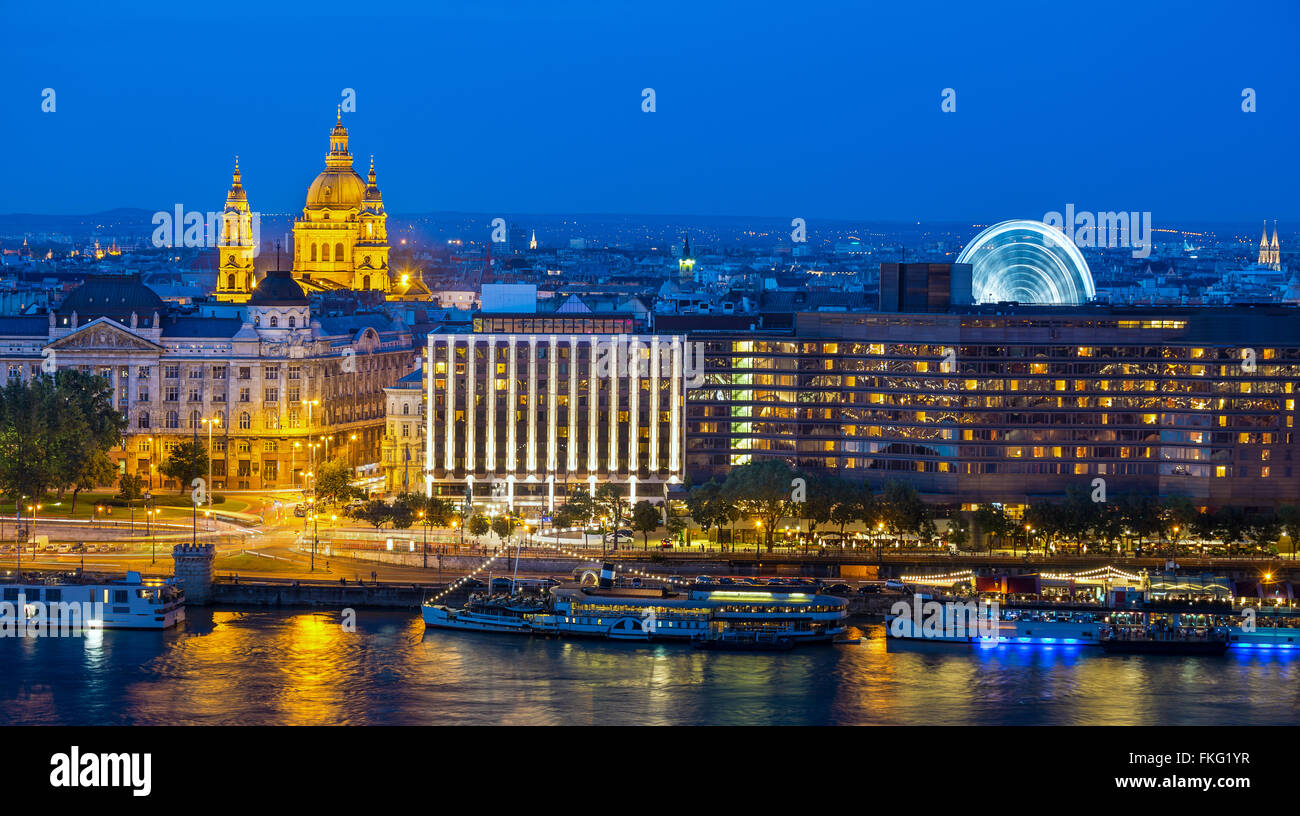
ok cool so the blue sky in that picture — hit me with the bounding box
[3,0,1297,221]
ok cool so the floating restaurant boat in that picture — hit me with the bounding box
[0,571,185,630]
[422,565,848,646]
[1099,627,1230,656]
[691,631,796,652]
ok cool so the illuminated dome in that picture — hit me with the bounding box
[305,169,367,208]
[956,219,1095,305]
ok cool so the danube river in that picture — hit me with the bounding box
[3,608,1297,726]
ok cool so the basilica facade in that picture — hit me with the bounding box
[215,111,392,301]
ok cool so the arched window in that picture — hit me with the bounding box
[320,243,328,261]
[138,412,150,429]
[288,317,296,328]
[288,409,300,429]
[239,412,251,430]
[310,244,317,262]
[189,410,201,429]
[266,410,279,430]
[166,411,179,429]
[362,275,371,289]
[269,316,278,328]
[402,403,410,415]
[334,242,345,261]
[215,410,225,428]
[227,273,236,289]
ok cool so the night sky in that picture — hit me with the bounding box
[4,0,1297,221]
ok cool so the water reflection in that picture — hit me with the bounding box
[0,611,1296,725]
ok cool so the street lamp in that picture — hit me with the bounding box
[419,510,428,569]
[25,503,41,559]
[202,415,220,527]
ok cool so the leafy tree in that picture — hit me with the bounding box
[1277,505,1300,559]
[972,504,1011,553]
[468,513,490,537]
[664,507,687,541]
[0,371,125,504]
[685,479,727,543]
[116,472,146,504]
[314,458,361,506]
[879,480,928,547]
[47,370,126,510]
[491,514,518,540]
[554,490,596,530]
[798,473,838,540]
[631,500,660,550]
[593,483,628,550]
[159,439,209,493]
[722,459,797,551]
[389,493,419,529]
[349,499,391,531]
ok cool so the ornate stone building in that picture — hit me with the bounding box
[1,274,416,492]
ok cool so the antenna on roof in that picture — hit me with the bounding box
[275,241,282,271]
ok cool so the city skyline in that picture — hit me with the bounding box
[4,1,1299,220]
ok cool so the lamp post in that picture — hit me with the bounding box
[419,510,428,569]
[349,433,358,476]
[26,503,41,559]
[202,415,220,529]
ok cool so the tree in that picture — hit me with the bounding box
[554,490,596,530]
[468,513,490,538]
[880,480,928,547]
[685,479,726,544]
[116,472,145,504]
[491,514,517,541]
[349,499,391,531]
[158,439,209,493]
[389,493,419,530]
[0,371,125,504]
[593,483,628,551]
[315,458,361,506]
[798,473,839,542]
[973,504,1011,553]
[631,500,660,550]
[722,460,797,551]
[47,370,126,510]
[1278,505,1300,559]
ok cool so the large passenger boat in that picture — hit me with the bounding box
[886,592,1299,651]
[421,567,849,646]
[0,571,185,630]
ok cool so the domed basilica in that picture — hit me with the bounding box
[215,110,390,301]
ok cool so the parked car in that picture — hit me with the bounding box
[823,583,853,595]
[293,504,307,517]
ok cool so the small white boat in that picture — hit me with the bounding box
[0,571,185,631]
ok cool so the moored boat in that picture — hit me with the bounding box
[0,571,184,630]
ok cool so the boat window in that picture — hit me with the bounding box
[46,589,61,602]
[3,588,19,602]
[114,590,129,604]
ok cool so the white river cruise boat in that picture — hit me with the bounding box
[421,568,849,646]
[1,571,185,630]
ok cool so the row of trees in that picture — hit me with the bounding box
[974,487,1300,556]
[683,460,943,551]
[0,371,126,511]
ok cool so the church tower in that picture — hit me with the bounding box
[291,110,389,292]
[1270,220,1281,271]
[678,233,696,282]
[215,157,257,302]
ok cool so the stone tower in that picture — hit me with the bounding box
[172,542,215,605]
